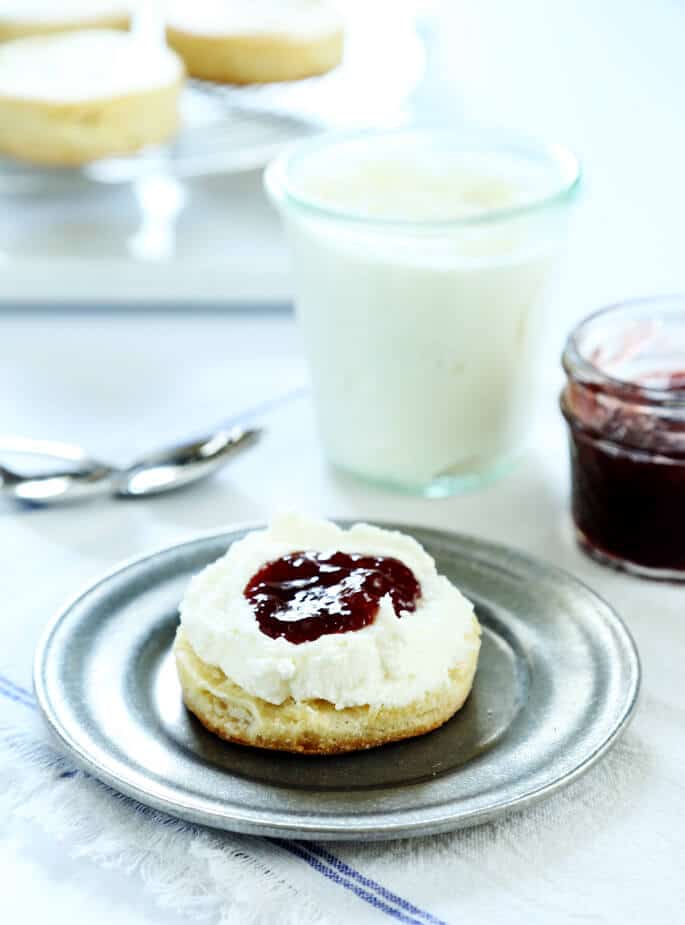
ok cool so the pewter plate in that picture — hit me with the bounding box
[34,524,640,841]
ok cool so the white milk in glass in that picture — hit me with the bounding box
[266,131,579,494]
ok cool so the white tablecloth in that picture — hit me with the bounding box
[1,312,683,925]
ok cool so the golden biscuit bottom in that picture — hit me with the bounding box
[174,625,480,755]
[0,80,182,166]
[165,26,343,84]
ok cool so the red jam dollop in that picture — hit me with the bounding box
[243,550,421,644]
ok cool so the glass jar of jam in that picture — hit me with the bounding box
[561,296,685,580]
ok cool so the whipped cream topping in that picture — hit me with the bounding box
[179,514,480,709]
[0,30,182,102]
[0,1,130,25]
[167,0,341,39]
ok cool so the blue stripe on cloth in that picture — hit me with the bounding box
[275,839,428,925]
[0,675,36,709]
[304,843,447,925]
[0,681,35,708]
[0,674,33,700]
[0,676,442,925]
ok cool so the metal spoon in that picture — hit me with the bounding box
[0,427,260,505]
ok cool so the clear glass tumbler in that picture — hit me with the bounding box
[265,128,581,495]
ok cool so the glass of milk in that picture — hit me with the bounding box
[265,129,581,495]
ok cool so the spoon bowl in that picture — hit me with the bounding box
[117,427,261,498]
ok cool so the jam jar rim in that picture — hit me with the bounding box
[562,295,685,411]
[559,388,685,461]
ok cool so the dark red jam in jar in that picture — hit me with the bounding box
[561,297,685,579]
[243,550,421,643]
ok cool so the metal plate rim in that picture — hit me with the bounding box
[33,522,641,841]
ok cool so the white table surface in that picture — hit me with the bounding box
[2,2,685,922]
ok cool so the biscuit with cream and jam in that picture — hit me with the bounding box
[175,514,481,755]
